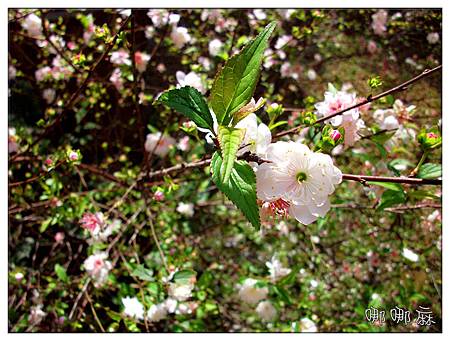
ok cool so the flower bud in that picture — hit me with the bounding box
[330,130,341,142]
[154,190,165,201]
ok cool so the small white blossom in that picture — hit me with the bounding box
[266,255,291,282]
[29,305,46,325]
[170,27,191,49]
[255,300,277,321]
[402,248,419,262]
[42,88,56,104]
[238,278,268,305]
[299,317,317,332]
[427,32,440,44]
[168,282,194,301]
[84,252,112,287]
[147,302,168,322]
[22,13,42,38]
[176,202,194,217]
[110,49,131,66]
[209,38,223,56]
[122,296,144,320]
[176,71,205,94]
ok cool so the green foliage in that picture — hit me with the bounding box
[210,152,260,229]
[417,163,442,179]
[158,86,214,131]
[209,22,276,125]
[54,264,68,283]
[377,189,407,211]
[217,126,245,183]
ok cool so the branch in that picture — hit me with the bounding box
[342,173,441,185]
[274,65,442,139]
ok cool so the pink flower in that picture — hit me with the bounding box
[154,190,165,201]
[134,51,151,73]
[109,68,123,91]
[170,27,191,49]
[80,212,105,235]
[68,151,78,161]
[371,10,388,36]
[8,128,18,154]
[145,132,175,157]
[55,232,65,243]
[177,136,190,151]
[330,130,341,142]
[110,49,131,66]
[367,40,378,54]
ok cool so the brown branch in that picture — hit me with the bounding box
[274,65,442,139]
[342,173,441,185]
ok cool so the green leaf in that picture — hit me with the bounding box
[217,126,245,183]
[370,130,396,145]
[209,22,276,125]
[157,86,214,131]
[366,181,403,192]
[131,264,154,281]
[273,284,292,304]
[54,264,68,283]
[173,269,197,284]
[417,163,442,179]
[211,152,260,229]
[377,189,406,211]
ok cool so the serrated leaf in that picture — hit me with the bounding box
[218,126,245,183]
[209,22,276,125]
[173,269,197,284]
[54,264,68,283]
[367,181,403,191]
[131,264,154,281]
[157,86,214,131]
[211,152,260,229]
[417,163,441,179]
[377,189,406,211]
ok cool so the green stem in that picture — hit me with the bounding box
[409,151,429,177]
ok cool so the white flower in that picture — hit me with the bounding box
[35,66,52,82]
[170,27,191,49]
[266,256,291,282]
[176,202,194,217]
[134,51,151,73]
[310,279,319,288]
[9,65,17,80]
[110,68,123,91]
[177,136,190,151]
[371,10,388,36]
[275,35,291,49]
[22,13,42,38]
[427,210,440,222]
[402,248,419,262]
[238,278,268,305]
[169,13,180,25]
[164,298,178,313]
[122,297,144,320]
[15,272,24,281]
[83,252,112,287]
[209,38,223,56]
[168,282,194,301]
[427,32,440,44]
[147,302,168,322]
[255,300,277,321]
[380,115,400,130]
[176,71,205,94]
[256,141,342,225]
[299,317,317,332]
[110,49,131,66]
[147,9,169,27]
[253,9,267,20]
[29,305,46,325]
[235,112,272,157]
[306,69,317,81]
[42,89,55,104]
[144,132,175,157]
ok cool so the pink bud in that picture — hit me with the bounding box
[15,272,24,281]
[69,151,78,161]
[427,132,438,139]
[330,130,342,142]
[55,232,65,243]
[45,157,53,166]
[154,190,165,201]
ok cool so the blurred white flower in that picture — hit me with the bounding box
[164,298,178,313]
[147,302,168,322]
[299,317,317,332]
[306,69,317,81]
[266,255,291,282]
[253,9,267,20]
[29,305,46,325]
[22,13,42,38]
[208,38,223,56]
[84,252,112,287]
[8,128,19,154]
[9,65,16,80]
[238,278,268,305]
[402,248,419,262]
[275,35,291,49]
[110,49,131,66]
[380,115,400,130]
[371,10,388,35]
[176,202,194,217]
[427,210,440,222]
[109,68,124,91]
[147,9,169,27]
[235,112,272,157]
[122,297,144,320]
[42,88,56,104]
[255,300,277,321]
[427,32,439,44]
[367,40,378,54]
[177,136,190,151]
[145,132,175,157]
[15,272,24,281]
[168,282,194,301]
[35,66,52,82]
[170,27,191,49]
[176,71,205,93]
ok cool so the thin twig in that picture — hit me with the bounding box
[342,173,441,185]
[146,208,169,274]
